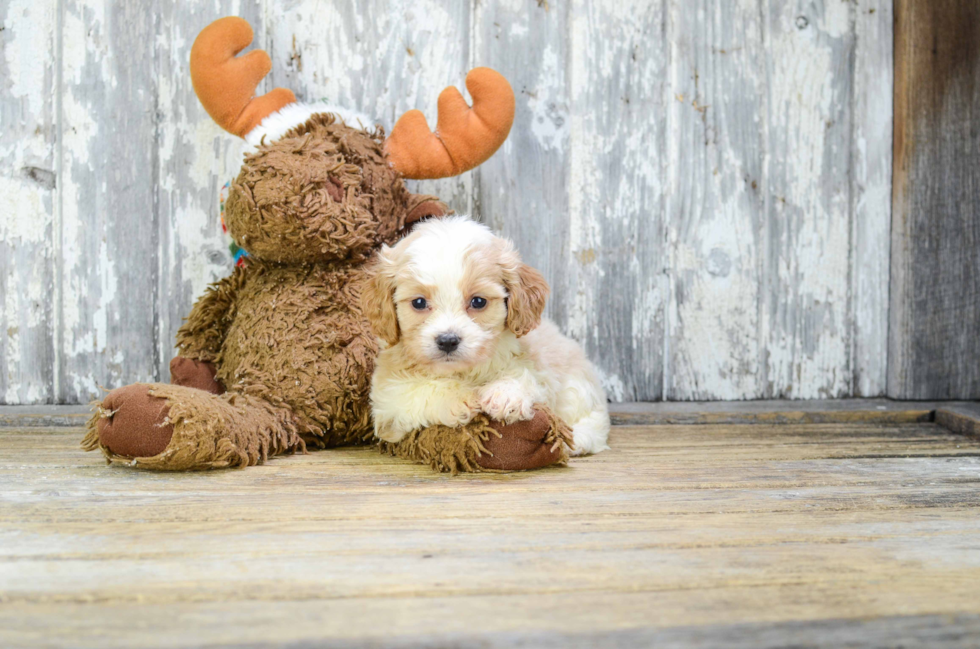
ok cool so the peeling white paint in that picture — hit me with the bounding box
[3,1,55,115]
[89,240,117,354]
[564,0,668,399]
[1,0,58,404]
[174,205,231,300]
[0,177,49,243]
[277,0,466,129]
[3,279,22,403]
[528,45,569,153]
[761,0,856,398]
[597,368,626,404]
[58,81,100,340]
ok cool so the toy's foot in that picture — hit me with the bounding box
[170,357,224,394]
[83,383,307,470]
[476,409,563,470]
[95,384,174,458]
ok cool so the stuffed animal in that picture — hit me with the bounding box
[81,16,570,473]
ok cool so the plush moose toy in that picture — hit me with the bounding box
[82,17,570,473]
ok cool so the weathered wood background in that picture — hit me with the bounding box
[890,0,980,400]
[1,0,897,404]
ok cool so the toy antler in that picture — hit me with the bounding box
[384,68,515,180]
[190,17,296,138]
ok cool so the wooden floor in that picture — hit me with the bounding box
[2,406,980,647]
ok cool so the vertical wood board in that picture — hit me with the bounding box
[0,0,57,404]
[666,0,767,400]
[564,0,667,401]
[761,0,855,400]
[890,0,980,399]
[850,0,893,398]
[58,0,160,401]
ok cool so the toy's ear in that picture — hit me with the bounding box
[404,198,449,227]
[504,260,549,338]
[362,248,400,346]
[190,17,296,137]
[384,68,515,180]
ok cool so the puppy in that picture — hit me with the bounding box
[362,216,610,456]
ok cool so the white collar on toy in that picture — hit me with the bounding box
[243,102,378,152]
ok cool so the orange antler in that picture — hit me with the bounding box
[384,68,515,180]
[190,17,296,138]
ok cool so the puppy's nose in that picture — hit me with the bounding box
[435,333,460,353]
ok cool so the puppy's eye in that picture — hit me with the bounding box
[469,296,488,310]
[411,297,427,310]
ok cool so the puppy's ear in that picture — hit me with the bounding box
[505,260,549,337]
[362,247,400,346]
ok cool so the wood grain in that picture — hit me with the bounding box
[2,421,980,646]
[3,603,980,649]
[890,0,980,399]
[935,402,980,437]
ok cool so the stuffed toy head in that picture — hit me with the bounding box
[190,17,515,265]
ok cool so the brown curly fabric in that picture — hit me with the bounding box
[225,114,419,265]
[381,407,572,474]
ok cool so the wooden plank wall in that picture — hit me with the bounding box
[1,0,895,404]
[890,0,980,399]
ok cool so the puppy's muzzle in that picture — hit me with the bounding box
[435,333,461,353]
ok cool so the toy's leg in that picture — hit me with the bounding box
[81,383,306,470]
[169,357,224,394]
[382,407,573,474]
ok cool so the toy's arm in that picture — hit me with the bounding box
[382,408,572,473]
[175,264,246,363]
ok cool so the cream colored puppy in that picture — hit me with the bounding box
[362,216,610,456]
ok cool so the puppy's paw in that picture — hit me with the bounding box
[375,418,413,444]
[444,396,480,428]
[478,381,536,424]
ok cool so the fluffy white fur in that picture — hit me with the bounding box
[366,216,610,456]
[244,101,376,151]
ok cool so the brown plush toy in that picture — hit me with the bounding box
[81,17,570,473]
